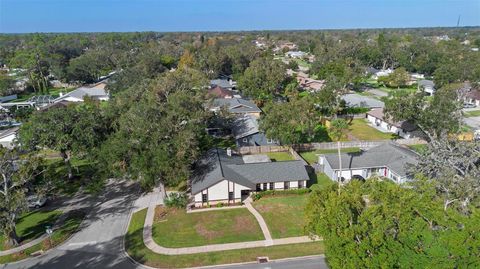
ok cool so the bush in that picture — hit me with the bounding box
[252,188,310,201]
[164,192,188,208]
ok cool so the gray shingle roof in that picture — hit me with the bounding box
[191,148,309,194]
[231,115,259,139]
[418,80,435,87]
[54,87,108,102]
[322,143,418,177]
[210,79,233,89]
[342,93,385,108]
[213,98,262,114]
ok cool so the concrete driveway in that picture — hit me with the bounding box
[1,180,142,269]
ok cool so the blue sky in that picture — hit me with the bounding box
[1,0,479,33]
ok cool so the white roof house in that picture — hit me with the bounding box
[0,127,18,149]
[54,87,109,103]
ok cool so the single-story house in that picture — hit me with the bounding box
[418,80,435,96]
[232,115,278,147]
[286,51,307,59]
[342,93,385,109]
[0,127,18,149]
[465,88,480,107]
[371,68,393,80]
[191,148,309,207]
[366,108,422,138]
[211,98,262,118]
[210,79,236,91]
[318,143,418,184]
[293,72,325,93]
[53,87,109,103]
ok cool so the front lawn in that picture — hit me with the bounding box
[264,152,295,161]
[253,195,308,238]
[348,119,397,140]
[0,210,85,264]
[408,144,427,154]
[299,147,361,165]
[126,209,324,268]
[464,110,480,117]
[0,210,62,250]
[152,207,264,248]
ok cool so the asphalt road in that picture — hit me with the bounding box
[1,180,328,269]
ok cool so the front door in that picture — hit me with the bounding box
[241,190,250,201]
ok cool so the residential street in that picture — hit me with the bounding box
[0,180,328,269]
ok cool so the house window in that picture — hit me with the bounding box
[256,184,261,191]
[263,183,268,190]
[298,180,304,189]
[267,138,274,144]
[284,181,290,190]
[243,138,248,143]
[228,191,234,201]
[269,182,274,190]
[202,193,208,203]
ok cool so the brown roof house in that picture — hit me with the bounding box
[207,85,235,99]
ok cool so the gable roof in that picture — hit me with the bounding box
[213,98,262,114]
[210,79,233,89]
[191,148,309,194]
[342,93,385,108]
[231,115,259,139]
[54,87,108,102]
[208,86,234,99]
[323,143,418,177]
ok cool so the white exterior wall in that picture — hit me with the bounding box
[234,182,250,199]
[367,115,413,138]
[337,169,365,182]
[0,134,15,149]
[274,182,284,190]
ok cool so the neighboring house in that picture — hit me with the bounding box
[418,80,435,95]
[371,68,393,80]
[207,86,236,99]
[53,87,109,103]
[342,93,385,109]
[211,98,262,118]
[465,88,480,107]
[286,51,307,59]
[0,127,18,149]
[191,148,309,207]
[366,108,422,138]
[210,79,236,91]
[318,143,418,184]
[232,115,278,147]
[274,41,298,52]
[294,72,325,93]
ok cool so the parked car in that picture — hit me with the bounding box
[27,195,47,208]
[463,103,476,108]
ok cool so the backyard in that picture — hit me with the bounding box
[126,209,325,268]
[152,207,264,248]
[299,147,361,165]
[264,151,295,162]
[0,210,62,251]
[253,195,308,239]
[348,119,397,140]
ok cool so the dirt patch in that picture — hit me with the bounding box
[154,207,171,222]
[233,216,258,233]
[195,223,222,241]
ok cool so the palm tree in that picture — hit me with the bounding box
[329,119,349,187]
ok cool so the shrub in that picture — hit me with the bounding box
[252,188,311,201]
[164,192,188,208]
[216,202,224,208]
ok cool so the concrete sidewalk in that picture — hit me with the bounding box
[142,197,317,255]
[244,197,273,245]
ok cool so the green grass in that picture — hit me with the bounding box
[299,147,361,165]
[253,195,308,238]
[264,152,295,162]
[309,173,335,191]
[126,209,324,268]
[152,207,264,248]
[408,144,427,154]
[0,210,85,264]
[0,210,62,251]
[348,119,397,140]
[464,110,480,117]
